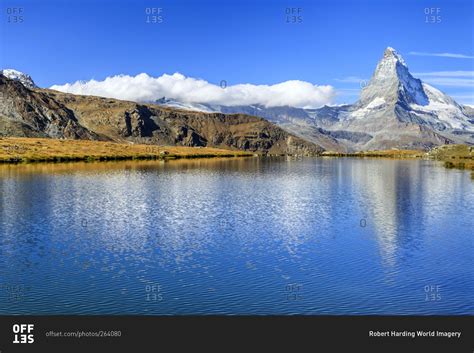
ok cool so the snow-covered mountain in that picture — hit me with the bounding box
[309,47,474,150]
[333,47,473,130]
[0,69,37,89]
[359,47,428,107]
[154,47,474,151]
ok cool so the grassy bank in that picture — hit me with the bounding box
[321,149,425,158]
[0,137,253,163]
[322,145,474,175]
[1,138,472,177]
[427,144,474,171]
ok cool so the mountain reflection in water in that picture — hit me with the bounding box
[0,157,472,314]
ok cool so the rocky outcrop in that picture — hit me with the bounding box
[0,75,100,140]
[66,95,323,154]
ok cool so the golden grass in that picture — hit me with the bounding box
[0,137,253,163]
[321,145,474,171]
[2,137,472,173]
[427,144,474,170]
[0,158,262,178]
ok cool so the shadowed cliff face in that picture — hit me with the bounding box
[0,75,100,140]
[0,75,323,155]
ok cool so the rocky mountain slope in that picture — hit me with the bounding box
[0,75,99,140]
[156,100,348,152]
[0,75,323,155]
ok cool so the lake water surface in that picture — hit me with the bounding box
[0,157,472,315]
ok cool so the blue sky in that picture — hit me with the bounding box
[1,0,473,105]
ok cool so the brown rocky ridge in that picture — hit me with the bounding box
[0,75,323,156]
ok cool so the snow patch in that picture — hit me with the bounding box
[366,97,386,109]
[410,83,473,130]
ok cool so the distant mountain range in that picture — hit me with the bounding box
[1,47,473,152]
[154,48,474,151]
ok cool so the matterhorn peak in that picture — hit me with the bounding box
[0,68,37,89]
[359,47,428,106]
[383,47,407,67]
[373,47,409,80]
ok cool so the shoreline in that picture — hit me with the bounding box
[321,146,474,172]
[0,138,472,174]
[0,137,254,164]
[0,153,254,164]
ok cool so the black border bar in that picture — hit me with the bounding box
[0,315,473,352]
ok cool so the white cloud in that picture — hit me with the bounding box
[409,52,474,59]
[420,77,474,87]
[413,71,474,88]
[451,94,474,100]
[451,95,474,106]
[50,72,335,109]
[414,71,474,77]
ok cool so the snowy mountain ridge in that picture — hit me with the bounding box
[3,47,474,151]
[0,69,37,89]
